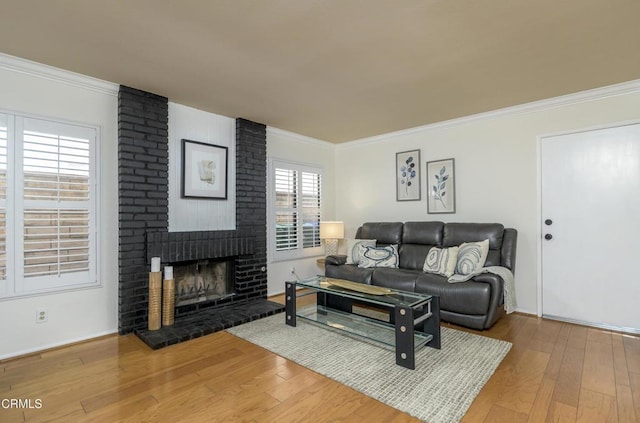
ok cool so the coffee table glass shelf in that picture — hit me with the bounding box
[285,276,441,369]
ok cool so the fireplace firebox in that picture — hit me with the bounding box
[173,259,235,307]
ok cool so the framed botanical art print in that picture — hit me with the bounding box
[427,158,455,213]
[396,149,421,201]
[181,139,228,199]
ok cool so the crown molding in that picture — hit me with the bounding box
[0,52,118,96]
[338,79,640,149]
[267,126,334,148]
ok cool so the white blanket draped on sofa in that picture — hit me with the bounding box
[448,266,517,314]
[481,266,517,314]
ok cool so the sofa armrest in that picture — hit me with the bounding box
[501,228,518,274]
[325,255,347,265]
[471,273,505,328]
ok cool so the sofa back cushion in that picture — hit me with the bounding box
[356,222,403,246]
[443,223,504,267]
[403,221,444,245]
[397,222,444,270]
[399,244,434,270]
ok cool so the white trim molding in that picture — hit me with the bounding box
[267,126,334,148]
[339,79,640,149]
[0,52,118,96]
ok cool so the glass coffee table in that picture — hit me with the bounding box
[285,276,441,370]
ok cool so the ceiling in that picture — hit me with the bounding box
[1,1,639,143]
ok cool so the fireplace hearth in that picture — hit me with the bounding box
[135,228,285,350]
[136,298,284,349]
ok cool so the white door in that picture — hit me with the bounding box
[541,123,640,332]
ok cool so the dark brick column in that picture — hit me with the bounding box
[235,119,268,301]
[118,86,169,334]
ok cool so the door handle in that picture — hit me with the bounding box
[545,234,553,240]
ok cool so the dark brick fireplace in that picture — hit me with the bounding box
[118,86,283,349]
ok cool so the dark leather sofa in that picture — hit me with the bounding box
[325,221,517,330]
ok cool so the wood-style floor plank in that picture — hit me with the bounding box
[615,384,638,423]
[576,388,618,422]
[551,345,585,408]
[582,333,617,397]
[546,401,578,423]
[1,296,639,423]
[629,371,640,421]
[613,333,632,387]
[527,376,555,422]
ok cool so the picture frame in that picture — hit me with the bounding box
[181,139,228,200]
[396,149,421,201]
[427,158,455,213]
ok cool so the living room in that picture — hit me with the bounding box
[1,2,640,422]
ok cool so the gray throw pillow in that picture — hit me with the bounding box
[448,239,489,282]
[357,244,399,268]
[345,238,377,264]
[423,246,459,277]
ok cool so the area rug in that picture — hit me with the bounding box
[227,314,511,423]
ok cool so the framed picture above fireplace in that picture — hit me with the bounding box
[181,139,228,199]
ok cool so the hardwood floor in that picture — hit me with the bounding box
[1,294,638,422]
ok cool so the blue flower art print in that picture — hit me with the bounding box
[396,150,420,201]
[401,156,416,194]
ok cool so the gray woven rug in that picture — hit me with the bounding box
[227,314,511,423]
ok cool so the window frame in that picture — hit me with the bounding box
[268,158,323,262]
[0,110,100,300]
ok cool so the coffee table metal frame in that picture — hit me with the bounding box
[285,276,441,370]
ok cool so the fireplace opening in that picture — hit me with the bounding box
[173,258,235,307]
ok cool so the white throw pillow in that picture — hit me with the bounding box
[448,239,489,282]
[357,244,399,269]
[345,238,376,264]
[423,246,459,277]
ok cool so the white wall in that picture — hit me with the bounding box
[168,102,236,231]
[266,127,336,295]
[335,83,640,315]
[0,55,118,359]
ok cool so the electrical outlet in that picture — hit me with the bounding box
[290,267,296,275]
[36,308,48,323]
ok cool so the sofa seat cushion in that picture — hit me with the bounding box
[370,268,417,292]
[325,264,375,284]
[415,273,491,315]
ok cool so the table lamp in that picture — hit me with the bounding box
[320,221,344,256]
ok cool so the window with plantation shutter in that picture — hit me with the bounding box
[0,112,98,298]
[270,160,323,261]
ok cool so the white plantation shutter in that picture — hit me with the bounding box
[23,209,90,277]
[22,123,92,280]
[301,172,321,248]
[275,167,298,251]
[0,115,7,284]
[0,114,98,297]
[271,160,322,260]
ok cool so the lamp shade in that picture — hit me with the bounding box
[320,221,344,240]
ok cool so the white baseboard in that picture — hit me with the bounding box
[0,330,118,361]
